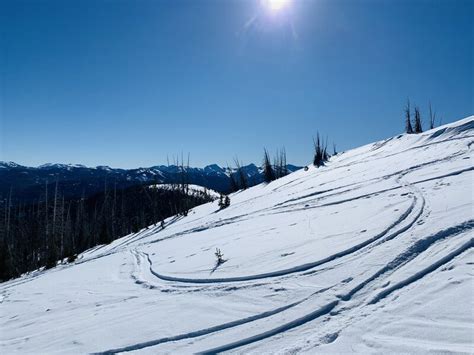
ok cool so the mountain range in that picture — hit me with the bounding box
[0,161,301,202]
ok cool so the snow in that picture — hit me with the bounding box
[0,161,22,169]
[149,184,221,199]
[1,117,473,354]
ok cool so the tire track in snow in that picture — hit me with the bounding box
[337,220,473,303]
[324,125,473,172]
[139,164,471,252]
[274,141,468,213]
[144,196,419,284]
[369,235,474,304]
[301,193,425,277]
[131,250,272,294]
[274,166,472,215]
[198,301,340,354]
[196,221,473,354]
[95,286,332,354]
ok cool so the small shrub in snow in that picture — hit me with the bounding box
[215,248,225,265]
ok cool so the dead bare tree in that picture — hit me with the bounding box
[52,178,58,240]
[313,132,327,167]
[263,148,276,182]
[429,102,436,130]
[414,106,423,133]
[234,157,248,190]
[229,170,239,193]
[405,99,413,134]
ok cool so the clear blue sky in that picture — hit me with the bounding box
[1,0,472,168]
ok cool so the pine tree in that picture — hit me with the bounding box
[218,194,224,209]
[218,194,230,209]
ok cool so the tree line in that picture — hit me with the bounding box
[405,99,439,134]
[0,181,213,281]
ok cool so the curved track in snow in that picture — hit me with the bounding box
[146,195,419,284]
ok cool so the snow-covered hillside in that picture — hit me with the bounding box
[149,184,221,199]
[1,117,473,354]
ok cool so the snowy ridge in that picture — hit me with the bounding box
[149,184,221,199]
[1,116,473,354]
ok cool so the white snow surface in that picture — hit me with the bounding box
[149,184,220,199]
[1,117,473,354]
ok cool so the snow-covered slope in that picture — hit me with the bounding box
[149,184,221,199]
[1,117,473,354]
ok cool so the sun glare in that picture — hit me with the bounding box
[262,0,291,12]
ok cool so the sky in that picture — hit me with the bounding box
[0,0,472,169]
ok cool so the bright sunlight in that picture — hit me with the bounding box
[261,0,292,12]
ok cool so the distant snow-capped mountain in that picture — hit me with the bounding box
[0,162,301,202]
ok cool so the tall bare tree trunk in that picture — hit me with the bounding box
[52,179,58,238]
[45,181,48,238]
[60,195,64,258]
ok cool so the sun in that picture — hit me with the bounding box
[261,0,292,12]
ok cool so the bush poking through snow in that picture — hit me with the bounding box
[215,248,225,265]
